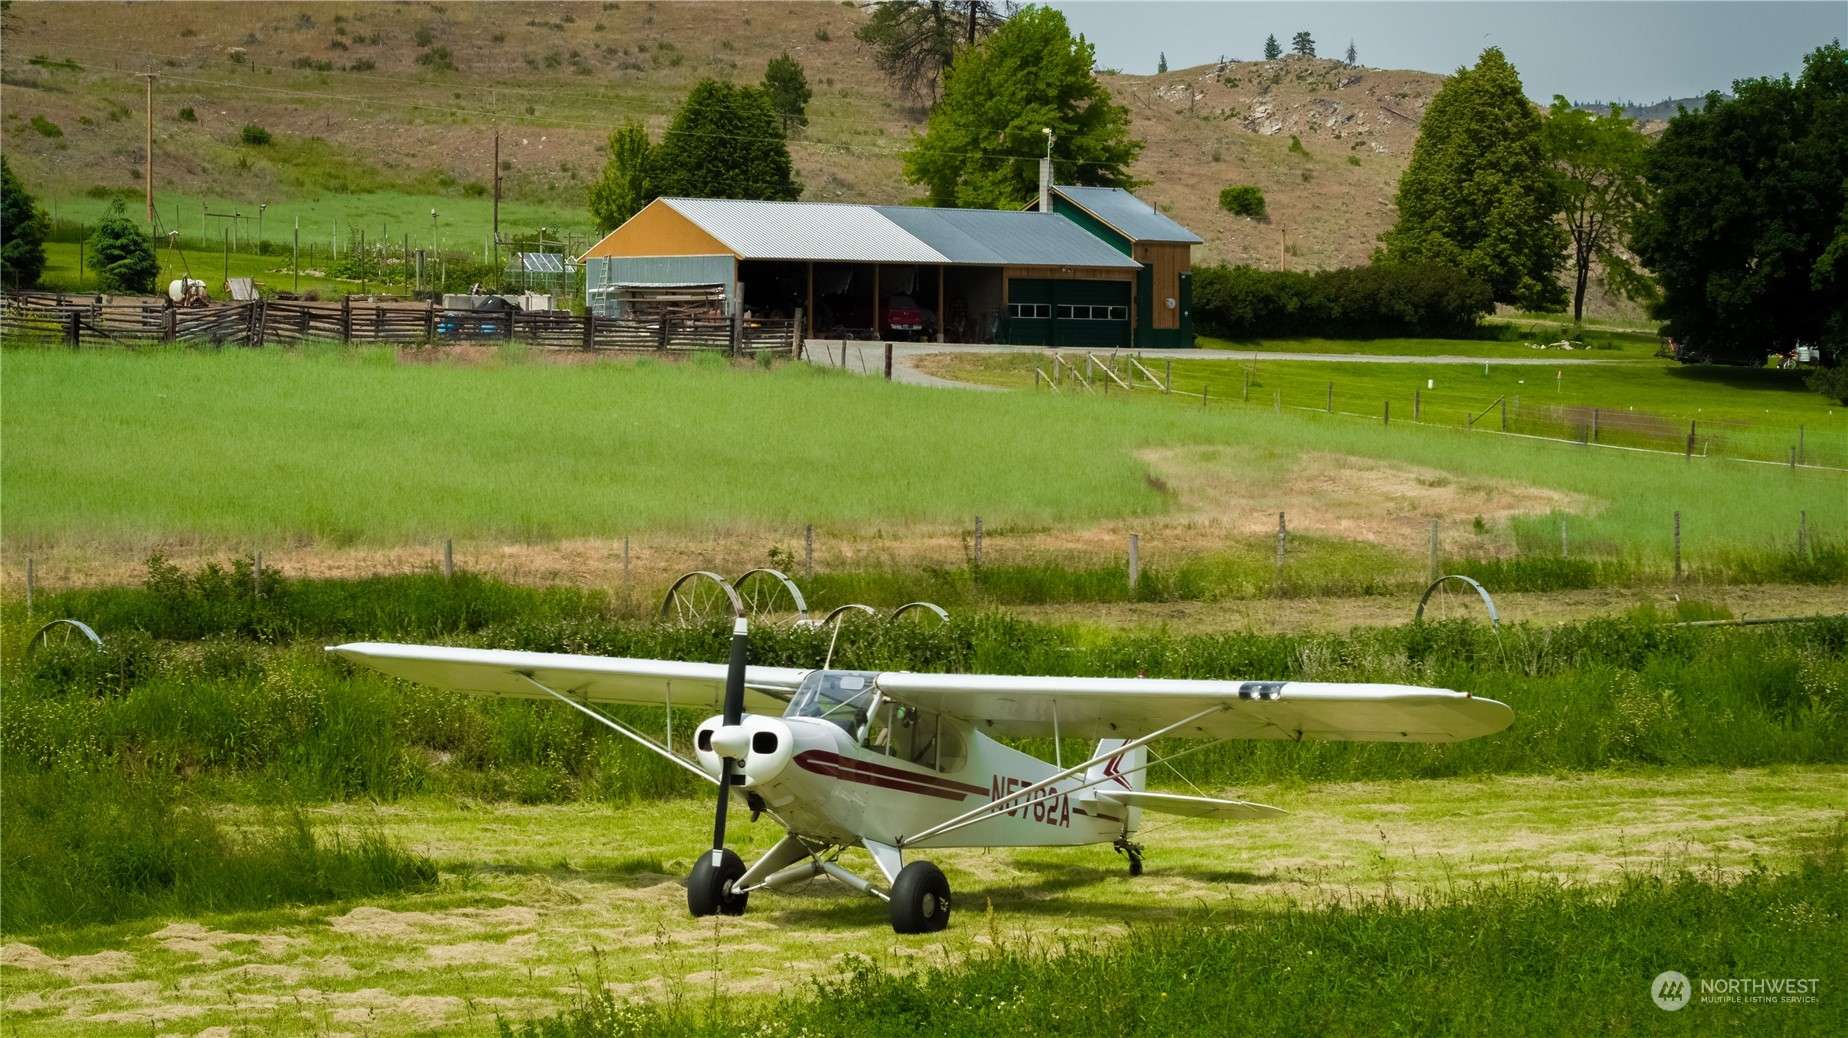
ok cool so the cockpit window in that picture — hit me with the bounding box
[784,671,881,735]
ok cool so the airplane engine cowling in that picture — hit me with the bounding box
[693,715,794,788]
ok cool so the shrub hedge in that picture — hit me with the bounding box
[1192,261,1494,339]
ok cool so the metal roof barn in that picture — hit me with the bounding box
[661,199,949,264]
[1048,185,1204,245]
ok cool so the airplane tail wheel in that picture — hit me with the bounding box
[889,860,951,934]
[687,848,748,917]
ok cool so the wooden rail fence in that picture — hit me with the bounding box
[0,293,800,355]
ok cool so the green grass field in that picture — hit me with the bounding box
[3,347,1841,569]
[933,350,1847,468]
[35,239,353,298]
[1197,328,1665,361]
[40,189,596,260]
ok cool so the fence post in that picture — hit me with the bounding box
[1427,519,1439,582]
[1413,388,1421,423]
[1591,408,1600,443]
[1673,511,1682,583]
[1273,390,1280,414]
[1499,396,1507,431]
[804,524,814,581]
[1164,359,1172,393]
[505,307,516,343]
[1798,425,1805,466]
[623,535,631,595]
[425,300,436,342]
[1202,383,1208,407]
[972,516,983,570]
[1797,511,1808,559]
[657,313,669,350]
[884,342,893,380]
[24,557,33,616]
[340,296,352,344]
[1383,400,1390,426]
[1790,446,1797,471]
[1242,367,1250,401]
[793,308,804,358]
[162,307,176,343]
[730,298,743,356]
[443,539,454,579]
[1274,512,1287,592]
[1560,515,1568,558]
[1326,382,1333,413]
[1128,533,1141,592]
[583,311,594,350]
[1685,425,1695,461]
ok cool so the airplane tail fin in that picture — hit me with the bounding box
[1085,739,1145,832]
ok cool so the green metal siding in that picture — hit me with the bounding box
[1001,278,1131,348]
[1049,198,1132,255]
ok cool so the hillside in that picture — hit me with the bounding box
[0,2,1441,270]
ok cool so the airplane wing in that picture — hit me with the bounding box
[1092,790,1287,820]
[873,673,1512,743]
[326,642,809,713]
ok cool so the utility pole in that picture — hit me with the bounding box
[139,67,156,224]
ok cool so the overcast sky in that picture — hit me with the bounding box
[1051,1,1846,102]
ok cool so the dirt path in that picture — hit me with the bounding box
[3,767,1839,1036]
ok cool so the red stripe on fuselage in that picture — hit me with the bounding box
[793,750,984,801]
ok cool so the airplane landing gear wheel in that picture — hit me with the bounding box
[688,848,748,917]
[889,860,951,934]
[1114,836,1145,877]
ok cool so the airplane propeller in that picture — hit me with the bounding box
[687,614,753,916]
[709,615,750,862]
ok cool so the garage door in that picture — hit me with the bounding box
[1002,278,1131,348]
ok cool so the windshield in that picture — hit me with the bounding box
[784,671,881,735]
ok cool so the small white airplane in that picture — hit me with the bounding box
[331,619,1512,933]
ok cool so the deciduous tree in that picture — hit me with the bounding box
[587,121,655,232]
[1381,47,1566,309]
[903,6,1141,208]
[88,198,158,295]
[0,158,48,290]
[649,80,800,202]
[1541,98,1653,321]
[1631,42,1847,365]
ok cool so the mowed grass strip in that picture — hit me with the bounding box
[1,346,1841,559]
[934,349,1847,466]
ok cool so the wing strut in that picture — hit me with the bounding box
[897,704,1226,847]
[513,671,717,786]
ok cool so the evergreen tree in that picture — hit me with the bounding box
[1291,31,1315,58]
[1541,98,1654,321]
[1632,42,1847,364]
[88,198,158,295]
[1381,47,1566,309]
[0,158,48,290]
[1345,40,1357,66]
[903,6,1142,209]
[856,1,1009,106]
[587,121,655,232]
[1157,51,1168,74]
[1263,34,1281,60]
[763,52,812,131]
[649,80,800,201]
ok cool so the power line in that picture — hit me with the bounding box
[11,43,1195,171]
